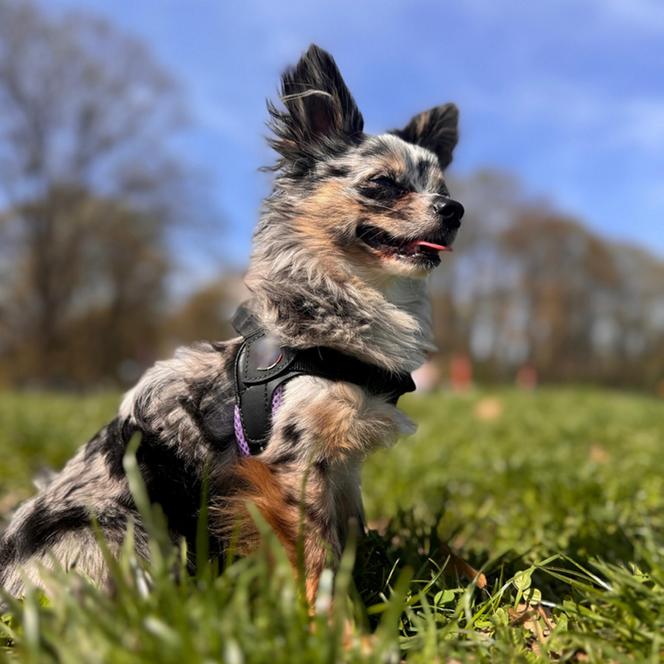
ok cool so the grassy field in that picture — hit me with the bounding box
[1,388,663,662]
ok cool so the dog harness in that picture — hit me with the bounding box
[231,305,416,456]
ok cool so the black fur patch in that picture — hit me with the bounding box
[314,459,329,475]
[196,392,235,449]
[270,450,298,466]
[171,348,237,454]
[84,417,134,479]
[133,433,223,561]
[359,141,392,159]
[416,159,432,181]
[282,422,302,447]
[323,164,350,178]
[135,433,202,541]
[3,499,90,564]
[0,499,130,572]
[356,179,408,203]
[0,538,17,582]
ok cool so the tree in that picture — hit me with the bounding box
[165,275,249,349]
[500,213,619,381]
[0,0,190,385]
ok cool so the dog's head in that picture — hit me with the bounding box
[262,44,463,280]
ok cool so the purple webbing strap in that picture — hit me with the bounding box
[233,405,251,457]
[234,384,284,457]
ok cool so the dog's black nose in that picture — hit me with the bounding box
[433,198,464,228]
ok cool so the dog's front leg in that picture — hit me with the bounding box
[301,529,329,607]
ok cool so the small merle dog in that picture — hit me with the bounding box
[0,45,464,603]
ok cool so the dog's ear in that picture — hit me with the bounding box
[393,103,459,170]
[268,44,364,172]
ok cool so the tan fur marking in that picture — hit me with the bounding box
[210,458,329,606]
[211,458,300,563]
[383,151,409,175]
[415,111,430,134]
[308,384,398,461]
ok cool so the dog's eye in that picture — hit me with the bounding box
[358,174,408,201]
[370,175,401,189]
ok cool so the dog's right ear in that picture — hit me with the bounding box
[393,103,459,170]
[267,44,364,173]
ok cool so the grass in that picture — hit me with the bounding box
[1,387,663,662]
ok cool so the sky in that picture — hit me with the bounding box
[48,0,664,284]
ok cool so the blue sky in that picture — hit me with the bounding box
[49,0,664,283]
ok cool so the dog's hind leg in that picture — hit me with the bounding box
[1,529,116,597]
[0,484,148,598]
[0,518,152,598]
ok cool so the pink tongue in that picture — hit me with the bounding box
[406,240,452,253]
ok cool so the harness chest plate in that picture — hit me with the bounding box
[231,306,416,456]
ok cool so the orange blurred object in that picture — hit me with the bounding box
[450,354,472,392]
[516,364,538,390]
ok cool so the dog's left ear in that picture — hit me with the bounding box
[393,103,459,170]
[268,44,364,172]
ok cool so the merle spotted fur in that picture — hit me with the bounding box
[0,44,464,602]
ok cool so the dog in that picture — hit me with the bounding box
[0,44,464,604]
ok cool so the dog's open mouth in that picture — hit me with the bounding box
[356,223,452,268]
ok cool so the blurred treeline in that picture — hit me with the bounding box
[0,1,662,390]
[435,173,664,389]
[0,0,237,388]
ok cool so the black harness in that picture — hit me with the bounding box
[231,305,416,455]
